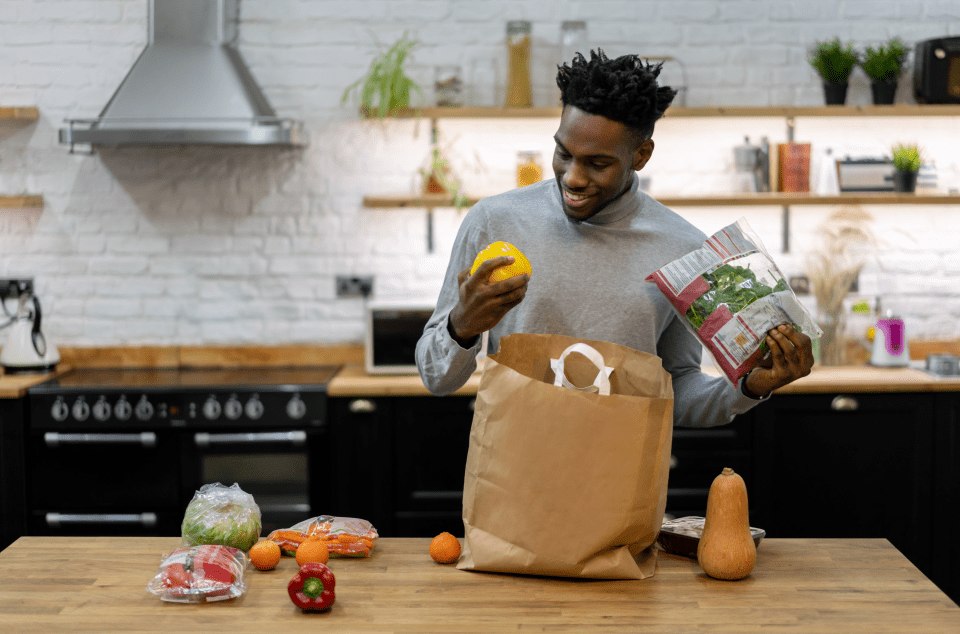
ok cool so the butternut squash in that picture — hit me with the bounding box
[697,467,757,580]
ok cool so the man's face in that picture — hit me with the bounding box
[552,105,654,221]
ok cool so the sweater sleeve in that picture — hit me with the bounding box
[657,313,764,428]
[415,204,486,396]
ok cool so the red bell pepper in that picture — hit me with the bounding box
[288,562,336,612]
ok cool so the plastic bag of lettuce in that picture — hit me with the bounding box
[181,483,262,552]
[646,217,821,387]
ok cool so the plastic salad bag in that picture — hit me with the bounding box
[267,515,378,558]
[146,544,248,603]
[646,217,821,386]
[181,483,262,552]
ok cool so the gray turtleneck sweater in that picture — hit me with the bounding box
[415,175,764,428]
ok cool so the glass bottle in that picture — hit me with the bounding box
[517,151,543,187]
[505,21,532,107]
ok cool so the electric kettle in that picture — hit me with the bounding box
[870,310,909,368]
[1,281,60,374]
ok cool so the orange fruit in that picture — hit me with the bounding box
[469,241,532,283]
[295,539,330,566]
[249,540,281,571]
[429,532,461,564]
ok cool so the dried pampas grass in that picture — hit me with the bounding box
[806,207,878,365]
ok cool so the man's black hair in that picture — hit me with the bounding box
[556,49,677,143]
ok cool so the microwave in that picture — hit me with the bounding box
[914,36,960,104]
[365,300,437,374]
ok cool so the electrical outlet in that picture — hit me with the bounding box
[0,279,33,300]
[335,275,374,298]
[788,275,810,295]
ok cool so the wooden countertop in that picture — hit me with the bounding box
[326,363,960,397]
[0,536,956,633]
[3,360,958,399]
[0,369,61,399]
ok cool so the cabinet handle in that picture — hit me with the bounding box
[44,432,156,448]
[349,399,377,414]
[45,512,157,528]
[194,431,307,447]
[831,395,859,411]
[669,454,679,469]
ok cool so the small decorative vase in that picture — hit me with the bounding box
[892,169,918,193]
[870,80,897,105]
[822,81,849,105]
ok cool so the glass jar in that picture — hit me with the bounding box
[434,65,463,107]
[559,21,587,66]
[517,151,543,187]
[505,21,532,107]
[468,57,500,108]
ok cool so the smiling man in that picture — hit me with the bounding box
[416,50,813,427]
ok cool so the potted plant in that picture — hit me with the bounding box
[341,33,423,118]
[890,143,923,193]
[808,38,859,105]
[860,38,908,105]
[420,146,467,211]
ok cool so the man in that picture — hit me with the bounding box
[415,50,813,427]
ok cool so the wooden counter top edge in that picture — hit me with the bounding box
[327,363,960,397]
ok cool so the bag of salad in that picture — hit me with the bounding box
[646,217,821,386]
[181,483,262,552]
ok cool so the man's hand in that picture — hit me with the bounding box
[744,324,814,398]
[448,256,529,346]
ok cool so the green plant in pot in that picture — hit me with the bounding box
[860,38,907,105]
[341,33,423,118]
[420,146,467,211]
[890,143,922,193]
[808,38,859,105]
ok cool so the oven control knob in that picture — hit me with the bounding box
[114,397,132,421]
[245,396,264,420]
[71,397,90,422]
[286,395,307,420]
[203,397,222,420]
[92,397,112,421]
[51,398,69,422]
[135,397,154,421]
[224,397,243,420]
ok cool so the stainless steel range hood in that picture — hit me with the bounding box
[60,0,303,149]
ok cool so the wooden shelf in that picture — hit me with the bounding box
[658,192,960,206]
[0,107,40,121]
[370,104,960,120]
[364,192,960,209]
[0,195,44,209]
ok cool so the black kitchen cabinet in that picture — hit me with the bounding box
[0,397,27,550]
[666,411,755,520]
[392,396,473,538]
[332,394,757,539]
[329,396,395,534]
[751,392,936,578]
[330,395,473,538]
[932,393,960,605]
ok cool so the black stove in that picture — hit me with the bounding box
[28,366,341,430]
[24,366,342,537]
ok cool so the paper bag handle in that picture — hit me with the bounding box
[550,343,614,396]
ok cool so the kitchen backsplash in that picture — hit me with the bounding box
[1,1,959,346]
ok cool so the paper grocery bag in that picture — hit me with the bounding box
[458,333,674,579]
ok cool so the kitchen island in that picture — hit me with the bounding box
[0,536,956,633]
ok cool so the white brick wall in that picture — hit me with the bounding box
[1,0,959,347]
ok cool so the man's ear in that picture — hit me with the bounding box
[633,138,655,171]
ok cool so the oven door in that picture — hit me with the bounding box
[181,428,329,535]
[27,430,182,536]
